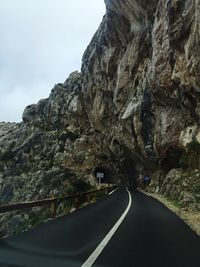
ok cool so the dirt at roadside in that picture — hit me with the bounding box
[146,192,200,236]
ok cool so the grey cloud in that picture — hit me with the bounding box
[0,0,105,122]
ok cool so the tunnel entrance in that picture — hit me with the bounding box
[93,166,112,184]
[120,157,138,189]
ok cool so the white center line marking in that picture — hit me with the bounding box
[108,187,119,195]
[81,188,132,267]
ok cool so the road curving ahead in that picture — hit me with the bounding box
[0,187,200,267]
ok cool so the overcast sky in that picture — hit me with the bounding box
[0,0,105,122]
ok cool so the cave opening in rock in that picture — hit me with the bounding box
[93,166,112,184]
[161,146,184,172]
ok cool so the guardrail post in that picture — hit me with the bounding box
[74,197,79,208]
[0,187,114,218]
[86,194,90,203]
[51,199,57,219]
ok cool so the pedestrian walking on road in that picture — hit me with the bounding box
[143,175,150,187]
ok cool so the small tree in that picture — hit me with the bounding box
[187,139,200,152]
[180,139,200,170]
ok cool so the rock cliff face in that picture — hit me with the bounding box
[0,0,200,236]
[81,0,200,189]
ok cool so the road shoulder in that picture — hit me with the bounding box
[141,190,200,236]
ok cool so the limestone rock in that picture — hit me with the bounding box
[1,0,200,236]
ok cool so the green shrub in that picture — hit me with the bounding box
[179,139,200,170]
[67,186,77,195]
[72,179,91,193]
[171,199,182,209]
[66,131,80,142]
[187,139,200,152]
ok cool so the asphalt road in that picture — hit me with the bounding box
[0,187,200,267]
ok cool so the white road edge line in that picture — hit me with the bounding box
[108,187,119,195]
[81,188,132,267]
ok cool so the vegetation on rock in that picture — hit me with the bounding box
[180,139,200,170]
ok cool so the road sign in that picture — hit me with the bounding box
[97,173,104,179]
[96,172,104,184]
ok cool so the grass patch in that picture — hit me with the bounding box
[165,197,182,209]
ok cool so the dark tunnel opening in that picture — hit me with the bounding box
[120,157,138,189]
[93,166,113,184]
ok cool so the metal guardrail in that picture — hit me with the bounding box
[0,185,116,218]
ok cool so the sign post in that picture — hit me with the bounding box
[96,172,104,185]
